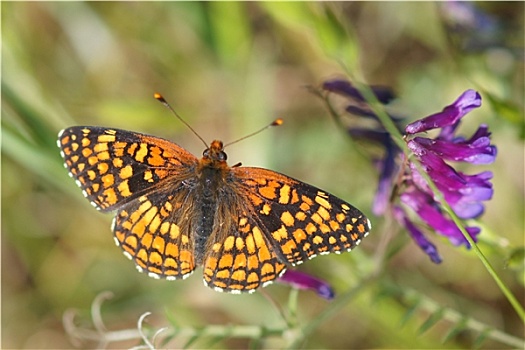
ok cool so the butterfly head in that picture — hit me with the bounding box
[201,140,228,168]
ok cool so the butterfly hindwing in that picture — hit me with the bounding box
[201,199,287,293]
[112,189,197,280]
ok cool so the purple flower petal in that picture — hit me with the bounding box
[441,180,491,218]
[409,153,494,196]
[409,164,493,219]
[448,226,481,246]
[408,140,467,190]
[346,105,377,118]
[372,141,400,215]
[348,128,391,144]
[278,270,335,299]
[466,124,491,142]
[400,188,480,246]
[393,206,442,263]
[323,79,395,104]
[450,172,493,218]
[451,201,485,219]
[345,105,405,123]
[438,122,461,141]
[405,90,482,134]
[413,135,496,165]
[459,171,494,194]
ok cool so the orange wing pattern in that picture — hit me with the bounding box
[201,167,370,293]
[112,191,197,280]
[58,127,199,279]
[235,168,370,262]
[201,193,288,293]
[58,127,197,212]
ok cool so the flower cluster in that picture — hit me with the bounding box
[322,80,496,263]
[278,82,496,298]
[322,79,403,216]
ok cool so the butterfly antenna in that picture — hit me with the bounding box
[154,93,208,148]
[223,118,283,148]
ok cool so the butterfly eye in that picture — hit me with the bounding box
[217,151,227,161]
[202,149,227,161]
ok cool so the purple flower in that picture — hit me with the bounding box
[401,90,494,257]
[408,159,494,219]
[405,90,482,134]
[278,270,335,299]
[393,206,442,263]
[412,130,496,165]
[373,139,400,216]
[323,79,395,105]
[399,187,481,247]
[323,81,496,263]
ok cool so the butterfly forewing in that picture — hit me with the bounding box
[57,127,198,212]
[232,167,371,265]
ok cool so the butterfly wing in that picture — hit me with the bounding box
[201,189,288,293]
[112,189,197,280]
[202,167,371,293]
[57,126,198,212]
[58,126,199,279]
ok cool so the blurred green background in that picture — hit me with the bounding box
[2,2,523,349]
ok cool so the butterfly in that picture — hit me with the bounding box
[57,95,370,294]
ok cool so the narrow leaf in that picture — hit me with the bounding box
[418,308,445,334]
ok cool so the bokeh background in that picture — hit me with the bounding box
[2,2,523,349]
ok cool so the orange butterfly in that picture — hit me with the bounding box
[57,95,370,294]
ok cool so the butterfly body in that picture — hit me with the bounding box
[58,126,370,294]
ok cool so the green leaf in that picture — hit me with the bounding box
[400,300,422,328]
[473,328,491,349]
[418,308,444,334]
[441,317,468,343]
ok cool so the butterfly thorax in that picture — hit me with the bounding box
[193,139,231,263]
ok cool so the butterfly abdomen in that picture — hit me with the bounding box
[193,165,228,263]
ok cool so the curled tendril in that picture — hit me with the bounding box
[63,291,143,349]
[129,312,168,350]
